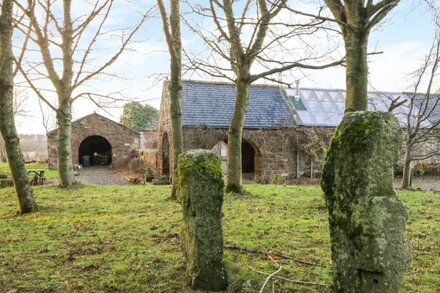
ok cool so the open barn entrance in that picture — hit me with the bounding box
[212,139,260,182]
[78,135,112,167]
[162,132,170,175]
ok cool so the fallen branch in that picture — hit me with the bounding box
[259,256,282,293]
[250,266,331,288]
[224,243,324,266]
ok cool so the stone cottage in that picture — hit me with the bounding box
[156,80,440,183]
[47,113,140,168]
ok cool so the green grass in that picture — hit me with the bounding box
[0,162,58,179]
[0,184,439,292]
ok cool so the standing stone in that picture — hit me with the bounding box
[321,111,410,292]
[177,150,228,291]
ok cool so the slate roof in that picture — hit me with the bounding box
[181,80,296,128]
[180,80,440,129]
[412,93,440,126]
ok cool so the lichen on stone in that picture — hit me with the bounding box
[176,149,228,291]
[321,111,410,292]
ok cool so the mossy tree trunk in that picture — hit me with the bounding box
[56,1,75,188]
[0,0,37,213]
[56,98,75,188]
[158,0,183,200]
[226,74,250,193]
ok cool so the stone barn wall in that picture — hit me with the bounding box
[157,126,326,183]
[47,113,140,168]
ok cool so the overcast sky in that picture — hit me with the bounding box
[13,0,435,134]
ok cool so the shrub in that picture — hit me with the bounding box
[269,174,284,185]
[113,149,154,175]
[113,156,130,170]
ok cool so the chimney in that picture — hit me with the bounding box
[295,80,300,100]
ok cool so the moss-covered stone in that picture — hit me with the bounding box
[321,111,410,292]
[176,149,228,291]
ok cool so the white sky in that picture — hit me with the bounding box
[13,0,435,134]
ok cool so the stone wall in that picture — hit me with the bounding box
[140,130,158,149]
[156,124,440,182]
[47,113,140,168]
[157,125,324,183]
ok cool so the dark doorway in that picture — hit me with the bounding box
[242,141,255,173]
[78,135,112,167]
[162,132,170,175]
[222,138,260,182]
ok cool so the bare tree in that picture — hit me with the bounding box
[323,0,400,112]
[157,0,183,200]
[185,0,343,194]
[401,10,440,189]
[0,88,32,162]
[0,0,37,213]
[15,0,151,187]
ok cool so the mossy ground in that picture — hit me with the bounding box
[0,183,439,292]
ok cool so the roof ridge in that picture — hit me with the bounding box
[181,79,405,95]
[182,79,280,88]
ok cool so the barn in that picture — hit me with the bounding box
[156,80,440,183]
[157,80,327,183]
[47,113,140,168]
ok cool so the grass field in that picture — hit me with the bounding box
[0,183,439,292]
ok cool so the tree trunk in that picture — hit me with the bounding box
[56,99,75,188]
[226,77,250,193]
[401,148,412,189]
[344,31,369,112]
[167,0,183,200]
[169,64,183,200]
[0,0,37,213]
[0,137,7,162]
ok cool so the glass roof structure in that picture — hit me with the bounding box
[283,88,435,128]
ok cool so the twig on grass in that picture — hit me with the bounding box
[250,266,331,288]
[224,242,324,266]
[259,256,282,293]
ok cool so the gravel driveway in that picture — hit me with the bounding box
[78,167,130,185]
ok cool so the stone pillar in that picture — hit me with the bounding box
[177,150,228,291]
[321,111,410,292]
